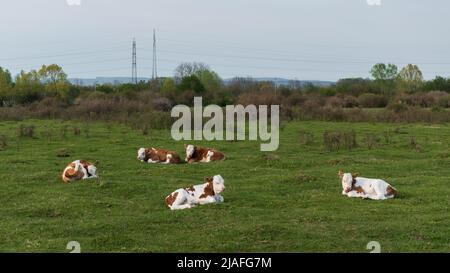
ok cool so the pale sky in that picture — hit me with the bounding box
[0,0,449,81]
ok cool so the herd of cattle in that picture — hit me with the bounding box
[61,144,398,210]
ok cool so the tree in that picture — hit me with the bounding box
[161,78,177,98]
[13,70,44,104]
[38,64,70,97]
[0,67,14,106]
[178,75,205,95]
[398,64,423,92]
[174,62,210,81]
[370,63,398,81]
[196,69,222,93]
[370,63,398,96]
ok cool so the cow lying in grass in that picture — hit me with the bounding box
[339,170,397,200]
[165,175,226,210]
[62,160,98,183]
[184,144,225,164]
[137,147,181,164]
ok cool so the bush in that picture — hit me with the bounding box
[73,126,81,136]
[323,130,357,151]
[56,148,71,157]
[357,93,388,108]
[18,125,36,138]
[410,136,423,152]
[299,130,314,146]
[387,102,409,113]
[364,134,380,150]
[0,135,7,150]
[297,172,315,183]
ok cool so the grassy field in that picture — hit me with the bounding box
[0,120,449,253]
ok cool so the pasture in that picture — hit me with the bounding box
[0,120,449,252]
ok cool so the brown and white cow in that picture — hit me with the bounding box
[165,175,226,210]
[184,144,225,164]
[137,147,181,164]
[62,160,98,183]
[339,170,397,200]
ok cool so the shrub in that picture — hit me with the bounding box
[383,130,393,144]
[437,94,450,108]
[387,102,409,113]
[323,130,357,151]
[56,148,71,157]
[73,127,81,136]
[18,125,36,138]
[297,172,315,183]
[299,130,314,146]
[357,93,388,108]
[410,137,423,152]
[364,134,380,150]
[60,125,68,138]
[0,135,7,150]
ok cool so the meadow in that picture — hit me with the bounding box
[0,120,448,252]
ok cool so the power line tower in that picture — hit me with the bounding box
[152,29,158,80]
[132,38,137,84]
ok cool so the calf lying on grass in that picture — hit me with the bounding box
[165,175,226,210]
[339,170,397,200]
[184,144,226,164]
[62,160,98,183]
[137,147,181,164]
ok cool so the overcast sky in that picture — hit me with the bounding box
[0,0,449,81]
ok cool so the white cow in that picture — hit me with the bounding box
[339,171,397,200]
[165,175,226,210]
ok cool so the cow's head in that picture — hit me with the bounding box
[339,170,358,193]
[137,148,147,161]
[206,175,226,194]
[185,144,195,160]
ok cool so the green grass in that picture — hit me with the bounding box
[0,120,449,253]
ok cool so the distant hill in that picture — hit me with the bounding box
[224,77,334,87]
[69,77,334,87]
[69,77,150,86]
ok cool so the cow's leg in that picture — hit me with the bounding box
[162,154,173,164]
[170,193,195,210]
[371,184,388,200]
[198,196,216,205]
[147,158,159,164]
[346,191,360,198]
[206,151,214,162]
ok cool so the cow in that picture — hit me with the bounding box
[184,144,225,164]
[137,147,181,164]
[165,175,226,210]
[339,170,397,200]
[62,160,98,183]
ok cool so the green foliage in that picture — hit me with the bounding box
[398,64,424,93]
[178,75,205,95]
[357,93,388,108]
[160,78,177,98]
[370,63,398,81]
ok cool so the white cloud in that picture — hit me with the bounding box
[366,0,381,6]
[66,0,81,6]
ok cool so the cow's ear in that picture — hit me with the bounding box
[205,176,213,182]
[184,144,188,148]
[352,172,359,178]
[338,170,344,178]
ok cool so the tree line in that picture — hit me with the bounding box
[1,62,450,109]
